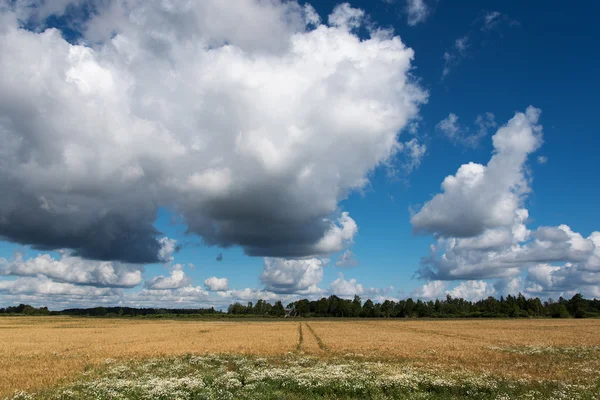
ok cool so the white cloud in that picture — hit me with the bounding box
[329,273,364,297]
[437,112,496,148]
[0,276,119,297]
[406,0,430,26]
[454,36,469,54]
[442,36,469,78]
[218,288,282,303]
[204,276,229,291]
[436,113,460,139]
[144,264,190,290]
[402,138,427,172]
[327,3,364,31]
[0,0,426,264]
[414,107,542,239]
[335,250,359,268]
[537,155,548,164]
[0,252,142,288]
[260,258,325,294]
[483,11,502,31]
[447,280,495,301]
[493,277,524,297]
[413,280,500,301]
[157,238,178,263]
[134,285,210,307]
[412,280,447,299]
[414,107,600,297]
[314,213,358,254]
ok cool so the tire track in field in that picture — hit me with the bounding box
[305,323,329,353]
[296,322,303,352]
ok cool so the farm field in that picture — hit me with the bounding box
[2,317,600,399]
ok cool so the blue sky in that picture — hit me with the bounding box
[0,0,599,309]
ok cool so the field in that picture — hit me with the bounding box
[2,317,600,399]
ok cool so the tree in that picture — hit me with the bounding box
[549,303,569,318]
[361,299,375,317]
[404,298,415,317]
[568,293,587,318]
[270,301,285,317]
[352,295,362,317]
[295,299,310,316]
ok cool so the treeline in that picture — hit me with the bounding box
[0,304,51,315]
[0,304,221,317]
[60,306,221,317]
[228,299,286,316]
[230,293,600,319]
[2,293,600,318]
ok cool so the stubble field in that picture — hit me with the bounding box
[2,317,600,399]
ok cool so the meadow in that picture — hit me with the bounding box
[2,317,600,399]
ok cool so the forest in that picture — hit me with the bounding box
[2,293,600,318]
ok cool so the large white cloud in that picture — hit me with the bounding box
[0,0,426,263]
[329,273,364,297]
[0,251,142,288]
[260,258,325,294]
[0,276,122,309]
[446,280,495,301]
[204,276,229,291]
[144,264,190,290]
[412,107,542,238]
[412,280,496,301]
[413,107,600,297]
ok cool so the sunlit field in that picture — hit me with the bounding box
[2,317,600,399]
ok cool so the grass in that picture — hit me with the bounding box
[9,354,600,400]
[2,317,600,398]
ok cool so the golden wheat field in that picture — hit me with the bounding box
[1,317,600,397]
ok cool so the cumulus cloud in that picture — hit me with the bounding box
[447,280,495,301]
[436,112,496,148]
[204,276,229,291]
[537,155,548,164]
[0,1,426,264]
[144,264,190,290]
[328,2,364,31]
[260,258,325,294]
[414,107,600,297]
[135,284,210,306]
[494,277,524,297]
[0,251,142,288]
[412,280,447,299]
[521,231,600,298]
[0,276,119,297]
[329,273,364,297]
[406,0,430,26]
[414,107,542,238]
[413,280,498,301]
[217,288,283,303]
[335,250,359,268]
[0,276,122,309]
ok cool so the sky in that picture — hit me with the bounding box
[0,0,599,310]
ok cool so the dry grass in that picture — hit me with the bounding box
[309,319,600,383]
[0,317,296,397]
[1,317,600,397]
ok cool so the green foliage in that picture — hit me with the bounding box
[3,293,600,320]
[17,354,600,400]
